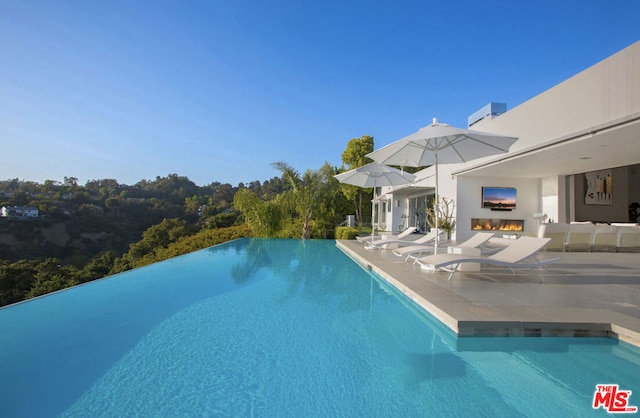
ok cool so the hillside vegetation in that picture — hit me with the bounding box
[0,137,377,307]
[0,167,363,307]
[0,175,283,307]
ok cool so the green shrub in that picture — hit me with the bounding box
[335,226,358,240]
[112,224,252,272]
[276,219,328,239]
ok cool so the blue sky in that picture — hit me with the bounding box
[1,1,639,186]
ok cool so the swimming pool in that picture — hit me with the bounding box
[1,238,638,416]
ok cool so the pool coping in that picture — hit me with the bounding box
[336,240,640,348]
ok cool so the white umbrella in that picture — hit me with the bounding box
[366,118,518,253]
[334,163,416,238]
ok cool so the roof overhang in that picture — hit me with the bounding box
[453,113,640,178]
[384,185,432,197]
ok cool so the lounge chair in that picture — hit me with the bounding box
[415,236,559,281]
[356,226,415,243]
[393,231,495,262]
[365,229,440,251]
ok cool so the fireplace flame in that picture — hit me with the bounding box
[471,219,524,232]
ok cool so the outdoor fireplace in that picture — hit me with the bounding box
[471,218,524,232]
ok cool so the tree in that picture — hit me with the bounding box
[127,218,189,260]
[233,188,283,237]
[64,176,78,187]
[340,135,374,223]
[341,135,374,168]
[211,183,235,210]
[11,191,30,206]
[184,195,202,216]
[80,251,116,282]
[0,260,37,306]
[426,196,456,239]
[314,163,352,236]
[272,161,327,239]
[26,259,79,299]
[43,179,60,193]
[105,197,122,215]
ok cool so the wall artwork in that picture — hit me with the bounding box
[584,169,612,205]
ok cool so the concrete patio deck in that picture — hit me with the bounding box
[336,239,640,347]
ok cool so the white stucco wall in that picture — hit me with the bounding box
[445,41,638,236]
[471,41,640,148]
[456,176,541,241]
[541,176,562,223]
[381,41,640,235]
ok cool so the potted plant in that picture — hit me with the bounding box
[425,196,456,240]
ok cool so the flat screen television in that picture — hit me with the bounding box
[482,187,516,210]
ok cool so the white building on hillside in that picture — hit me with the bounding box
[377,41,640,241]
[0,206,39,219]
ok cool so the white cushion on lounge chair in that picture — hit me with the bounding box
[365,229,439,250]
[449,232,496,251]
[356,227,415,243]
[393,231,494,261]
[416,236,559,280]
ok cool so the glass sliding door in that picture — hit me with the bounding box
[409,194,431,232]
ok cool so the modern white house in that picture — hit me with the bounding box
[376,40,640,242]
[0,206,39,219]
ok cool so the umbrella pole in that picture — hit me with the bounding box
[434,151,439,254]
[372,179,376,240]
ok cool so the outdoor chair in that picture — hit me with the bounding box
[365,229,439,251]
[415,236,559,281]
[356,226,415,244]
[393,231,494,262]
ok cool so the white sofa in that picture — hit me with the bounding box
[617,226,640,252]
[538,222,640,252]
[592,224,618,251]
[565,223,595,251]
[537,223,569,251]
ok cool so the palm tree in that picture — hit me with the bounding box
[272,161,326,239]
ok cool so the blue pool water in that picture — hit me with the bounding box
[1,238,639,417]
